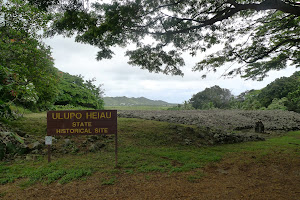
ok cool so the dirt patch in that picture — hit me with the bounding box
[1,151,299,200]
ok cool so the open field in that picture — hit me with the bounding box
[1,111,300,199]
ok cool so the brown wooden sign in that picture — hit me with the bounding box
[47,110,117,136]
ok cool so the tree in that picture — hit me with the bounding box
[258,71,300,107]
[27,0,87,11]
[266,97,288,110]
[230,89,263,110]
[286,87,300,112]
[285,71,300,112]
[0,0,59,110]
[46,0,300,80]
[55,72,104,109]
[190,85,233,109]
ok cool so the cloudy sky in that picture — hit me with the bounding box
[44,35,297,104]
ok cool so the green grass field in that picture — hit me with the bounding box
[1,112,300,187]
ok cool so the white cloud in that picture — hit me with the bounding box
[44,36,297,104]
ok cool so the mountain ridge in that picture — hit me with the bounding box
[103,96,175,106]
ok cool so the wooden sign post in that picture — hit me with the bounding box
[46,110,118,166]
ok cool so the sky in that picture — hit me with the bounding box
[44,35,297,104]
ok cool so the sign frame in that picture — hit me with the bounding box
[47,110,117,136]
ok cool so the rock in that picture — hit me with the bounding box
[64,139,71,146]
[33,141,43,150]
[14,128,26,137]
[0,140,5,160]
[213,134,220,139]
[90,135,98,140]
[0,131,31,160]
[87,136,97,142]
[197,131,205,138]
[71,147,79,154]
[184,139,192,145]
[25,154,38,161]
[31,149,40,154]
[88,142,105,152]
[169,124,178,129]
[27,141,43,150]
[118,110,300,134]
[255,121,264,133]
[216,168,229,175]
[17,143,30,155]
[6,142,17,154]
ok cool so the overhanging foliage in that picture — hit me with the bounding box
[45,0,299,80]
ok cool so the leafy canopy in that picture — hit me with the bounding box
[258,71,300,107]
[231,89,263,110]
[230,72,300,112]
[47,0,300,80]
[55,72,104,109]
[189,85,233,109]
[0,0,60,110]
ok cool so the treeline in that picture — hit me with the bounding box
[55,73,104,110]
[0,0,103,118]
[172,71,300,113]
[1,67,104,116]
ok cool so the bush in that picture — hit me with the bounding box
[0,101,13,119]
[266,98,287,110]
[55,73,104,109]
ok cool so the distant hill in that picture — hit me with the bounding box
[103,96,175,106]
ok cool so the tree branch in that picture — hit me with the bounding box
[235,0,300,16]
[144,0,300,36]
[242,38,300,63]
[137,0,185,18]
